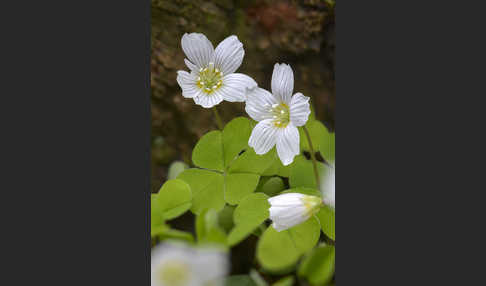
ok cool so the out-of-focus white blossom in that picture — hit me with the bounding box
[151,243,229,286]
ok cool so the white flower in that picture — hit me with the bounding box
[246,63,311,165]
[321,165,335,209]
[151,243,229,286]
[176,33,257,108]
[268,193,322,232]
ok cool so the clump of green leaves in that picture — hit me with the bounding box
[152,115,335,285]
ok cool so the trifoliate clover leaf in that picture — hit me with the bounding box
[227,193,270,246]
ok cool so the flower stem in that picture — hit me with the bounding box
[303,125,321,190]
[212,106,223,130]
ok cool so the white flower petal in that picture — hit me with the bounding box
[276,125,300,166]
[214,73,257,102]
[271,63,294,104]
[248,119,278,155]
[268,193,304,206]
[270,205,306,221]
[245,87,278,122]
[176,70,200,98]
[184,58,198,71]
[181,33,214,69]
[214,35,244,75]
[193,248,229,285]
[193,92,224,108]
[272,222,288,232]
[290,92,311,127]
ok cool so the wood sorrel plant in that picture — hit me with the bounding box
[152,32,335,286]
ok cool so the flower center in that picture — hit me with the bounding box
[156,260,190,286]
[196,62,223,95]
[271,103,291,128]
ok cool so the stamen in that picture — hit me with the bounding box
[270,102,290,128]
[196,63,224,95]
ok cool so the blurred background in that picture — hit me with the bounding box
[151,0,335,193]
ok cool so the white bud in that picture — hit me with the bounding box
[268,193,322,232]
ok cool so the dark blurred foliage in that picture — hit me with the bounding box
[151,0,335,193]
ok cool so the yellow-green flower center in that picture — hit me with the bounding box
[196,62,223,95]
[271,103,291,128]
[302,195,323,216]
[156,260,190,286]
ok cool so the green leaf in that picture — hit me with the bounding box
[225,173,260,205]
[150,222,168,238]
[156,227,194,243]
[177,169,225,215]
[298,244,335,285]
[151,194,165,229]
[316,205,335,240]
[272,276,295,286]
[257,217,320,272]
[196,209,227,246]
[228,193,270,246]
[218,204,235,233]
[299,120,326,151]
[222,117,252,167]
[319,132,335,165]
[299,120,335,163]
[154,179,192,220]
[228,148,275,174]
[257,177,285,197]
[192,130,224,171]
[223,275,258,286]
[289,155,329,189]
[261,149,292,177]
